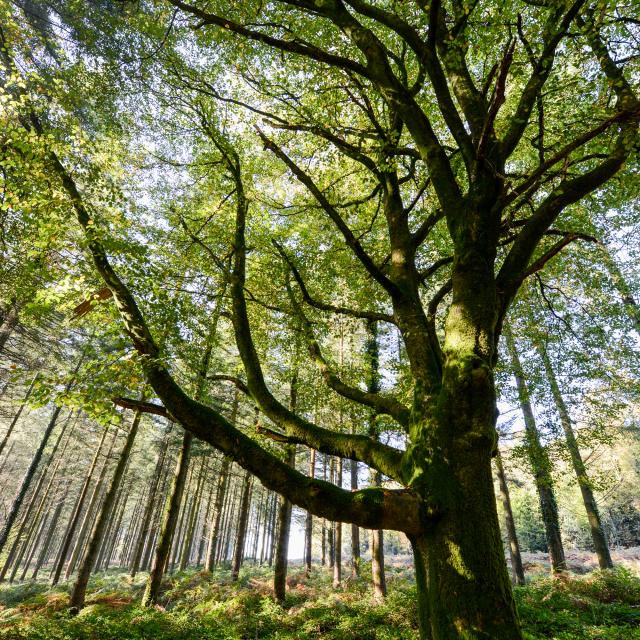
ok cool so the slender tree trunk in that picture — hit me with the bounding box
[231,469,252,581]
[142,429,192,606]
[350,458,360,577]
[51,425,110,585]
[505,327,566,573]
[0,298,22,354]
[495,451,526,585]
[130,429,170,577]
[0,405,64,555]
[333,457,342,589]
[69,409,142,611]
[65,430,119,580]
[366,320,385,599]
[0,374,38,459]
[537,342,613,569]
[304,448,315,576]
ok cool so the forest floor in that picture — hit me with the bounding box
[0,555,638,639]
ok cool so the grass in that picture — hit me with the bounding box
[0,565,638,639]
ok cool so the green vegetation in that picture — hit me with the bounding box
[1,567,638,640]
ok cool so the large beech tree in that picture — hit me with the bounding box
[4,1,639,638]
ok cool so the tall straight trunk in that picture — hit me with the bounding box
[333,457,342,589]
[495,451,525,585]
[231,469,252,581]
[505,327,566,572]
[0,404,64,555]
[350,458,360,576]
[32,486,69,580]
[0,298,22,354]
[205,455,231,570]
[537,342,613,569]
[130,429,170,577]
[273,445,295,600]
[70,409,142,611]
[180,455,206,570]
[50,425,110,585]
[142,429,192,606]
[0,373,38,459]
[1,409,74,581]
[304,448,315,576]
[65,429,119,580]
[366,320,385,599]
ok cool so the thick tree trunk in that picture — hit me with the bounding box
[142,430,192,606]
[231,469,252,581]
[69,409,142,611]
[537,343,613,569]
[495,451,526,585]
[505,328,567,573]
[273,453,293,600]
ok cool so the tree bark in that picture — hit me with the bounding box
[231,468,252,581]
[495,450,526,585]
[304,448,315,576]
[505,327,567,573]
[0,373,38,460]
[0,404,64,555]
[537,342,613,569]
[69,409,142,611]
[142,429,192,606]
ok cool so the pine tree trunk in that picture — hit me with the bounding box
[304,448,315,576]
[505,327,566,573]
[333,457,342,589]
[142,429,192,606]
[69,409,142,611]
[231,469,252,581]
[0,404,64,555]
[537,343,614,569]
[350,458,360,577]
[50,424,111,585]
[0,299,22,354]
[0,373,38,459]
[495,451,526,585]
[130,429,170,577]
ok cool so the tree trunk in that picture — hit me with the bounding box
[537,342,613,569]
[0,373,38,459]
[0,404,64,555]
[142,430,192,606]
[304,448,315,576]
[366,320,385,599]
[273,447,294,601]
[495,450,526,585]
[69,409,142,611]
[505,327,567,573]
[130,429,170,577]
[350,458,360,577]
[333,457,342,589]
[51,424,110,585]
[231,469,252,581]
[0,298,22,354]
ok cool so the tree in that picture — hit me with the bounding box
[4,1,640,638]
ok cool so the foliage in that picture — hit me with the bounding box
[0,567,639,639]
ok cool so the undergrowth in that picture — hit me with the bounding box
[0,565,638,639]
